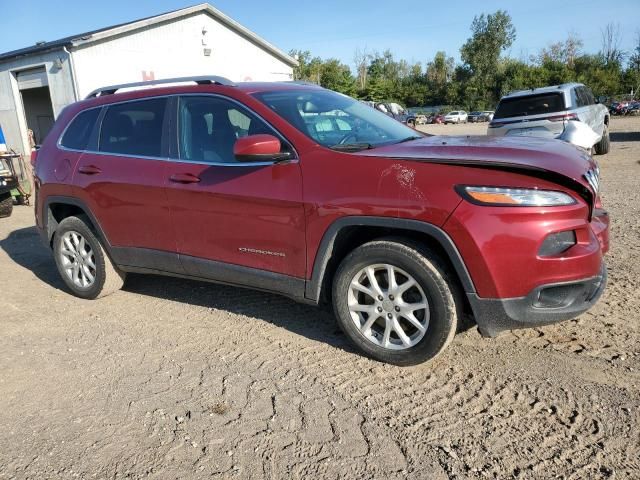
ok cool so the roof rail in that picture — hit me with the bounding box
[285,80,322,87]
[85,75,236,99]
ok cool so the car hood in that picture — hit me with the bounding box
[360,135,598,198]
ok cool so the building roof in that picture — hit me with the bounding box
[0,3,298,67]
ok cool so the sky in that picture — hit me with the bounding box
[2,0,639,68]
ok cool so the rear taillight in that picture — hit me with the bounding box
[30,149,38,168]
[548,113,578,122]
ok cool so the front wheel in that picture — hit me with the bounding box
[53,216,126,299]
[332,239,459,366]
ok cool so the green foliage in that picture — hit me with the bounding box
[290,12,636,110]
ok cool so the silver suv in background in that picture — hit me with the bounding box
[488,83,610,155]
[444,111,468,124]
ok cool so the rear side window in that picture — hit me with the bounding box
[494,93,565,119]
[99,98,167,157]
[574,87,589,107]
[60,108,100,150]
[584,87,596,105]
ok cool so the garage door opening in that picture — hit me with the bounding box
[17,68,55,146]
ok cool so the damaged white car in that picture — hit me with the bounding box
[488,83,610,155]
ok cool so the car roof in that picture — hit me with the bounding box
[74,80,324,109]
[502,83,583,100]
[235,81,324,94]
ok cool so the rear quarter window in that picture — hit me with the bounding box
[494,93,565,119]
[60,108,100,150]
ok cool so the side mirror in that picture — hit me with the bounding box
[233,134,291,163]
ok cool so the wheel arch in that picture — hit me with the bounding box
[305,217,477,305]
[44,196,112,251]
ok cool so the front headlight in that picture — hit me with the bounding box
[458,186,576,207]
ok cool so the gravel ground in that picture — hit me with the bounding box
[1,117,638,479]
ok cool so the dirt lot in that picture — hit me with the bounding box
[1,117,639,479]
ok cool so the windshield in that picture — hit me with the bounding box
[253,89,420,151]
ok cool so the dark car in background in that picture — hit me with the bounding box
[468,111,483,123]
[469,111,494,123]
[364,101,418,127]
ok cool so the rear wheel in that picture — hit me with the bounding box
[53,216,126,299]
[594,124,610,155]
[332,239,459,366]
[0,193,13,218]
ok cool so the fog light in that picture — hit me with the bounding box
[534,284,577,308]
[539,231,576,256]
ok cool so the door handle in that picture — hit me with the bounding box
[78,165,102,175]
[169,173,201,184]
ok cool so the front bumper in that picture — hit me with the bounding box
[469,264,607,337]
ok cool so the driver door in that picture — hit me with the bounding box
[164,95,306,279]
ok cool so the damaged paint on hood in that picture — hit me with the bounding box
[359,135,600,206]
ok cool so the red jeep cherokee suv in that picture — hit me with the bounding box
[33,76,609,365]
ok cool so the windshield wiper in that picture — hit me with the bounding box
[329,143,374,152]
[394,135,422,144]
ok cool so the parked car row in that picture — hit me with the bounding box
[610,101,640,116]
[362,101,418,127]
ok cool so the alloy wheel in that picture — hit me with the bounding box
[348,263,429,350]
[59,230,97,288]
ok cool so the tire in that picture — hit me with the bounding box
[594,124,610,155]
[0,193,13,218]
[53,215,125,299]
[332,238,460,366]
[407,119,415,128]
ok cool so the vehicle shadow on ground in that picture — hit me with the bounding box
[0,225,68,291]
[123,273,356,354]
[610,131,640,142]
[0,225,355,355]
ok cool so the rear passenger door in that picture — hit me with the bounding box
[71,97,179,270]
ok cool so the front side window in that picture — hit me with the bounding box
[60,108,100,150]
[99,98,167,157]
[253,89,420,152]
[178,96,278,163]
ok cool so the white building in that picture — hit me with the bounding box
[0,3,297,155]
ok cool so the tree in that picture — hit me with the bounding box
[625,31,640,95]
[601,23,625,67]
[460,10,516,108]
[353,48,371,90]
[289,49,322,83]
[535,33,583,68]
[425,51,455,105]
[288,12,636,108]
[319,59,357,96]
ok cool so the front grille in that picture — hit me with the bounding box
[584,167,600,195]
